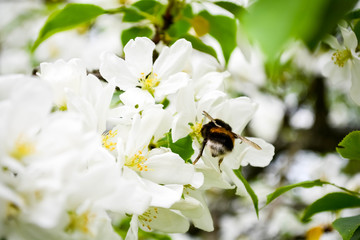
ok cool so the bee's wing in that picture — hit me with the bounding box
[202,111,221,127]
[233,133,262,150]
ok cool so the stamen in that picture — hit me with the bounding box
[65,210,95,235]
[189,121,203,142]
[125,150,150,172]
[102,130,118,151]
[138,72,160,96]
[332,49,352,67]
[138,207,159,231]
[183,184,195,195]
[10,136,35,161]
[6,202,20,220]
[58,104,67,111]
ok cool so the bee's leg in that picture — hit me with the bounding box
[218,157,224,172]
[193,139,207,165]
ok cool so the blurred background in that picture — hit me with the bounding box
[1,0,360,239]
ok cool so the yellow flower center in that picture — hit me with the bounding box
[306,226,324,240]
[65,210,95,235]
[10,136,35,161]
[183,184,195,195]
[6,202,20,220]
[138,207,159,231]
[102,130,118,152]
[58,103,68,111]
[331,48,352,67]
[125,150,149,172]
[189,121,203,142]
[138,72,160,96]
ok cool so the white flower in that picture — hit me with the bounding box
[108,88,159,126]
[100,37,192,100]
[171,86,274,194]
[103,104,204,209]
[39,58,86,110]
[323,26,360,105]
[227,47,266,95]
[0,75,52,173]
[39,58,115,133]
[183,51,229,98]
[171,186,214,232]
[106,106,201,187]
[125,207,190,240]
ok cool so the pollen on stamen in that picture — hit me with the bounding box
[138,71,160,96]
[331,48,352,67]
[190,121,203,142]
[10,136,35,161]
[138,207,160,231]
[65,210,95,236]
[125,150,151,172]
[102,130,118,151]
[6,202,20,220]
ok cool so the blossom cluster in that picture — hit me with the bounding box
[0,37,274,240]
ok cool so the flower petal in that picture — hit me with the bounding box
[186,189,214,232]
[126,107,171,155]
[153,39,192,79]
[124,37,155,77]
[141,151,195,185]
[239,137,275,167]
[212,96,258,133]
[155,72,190,100]
[171,86,196,142]
[96,176,152,215]
[340,26,358,50]
[194,71,228,97]
[125,215,139,240]
[100,52,138,90]
[120,87,155,109]
[323,35,341,50]
[195,164,233,190]
[350,57,360,105]
[123,168,183,208]
[139,207,190,233]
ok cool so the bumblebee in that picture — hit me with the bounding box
[193,111,262,168]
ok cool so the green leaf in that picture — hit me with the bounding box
[167,20,191,38]
[182,4,193,18]
[233,169,259,217]
[342,159,360,176]
[182,34,218,60]
[353,21,360,45]
[170,135,194,162]
[346,8,360,20]
[337,131,360,161]
[121,26,154,46]
[198,11,237,65]
[266,179,360,205]
[214,1,244,19]
[122,0,165,24]
[307,0,357,49]
[266,179,326,205]
[122,7,146,22]
[241,0,357,60]
[333,215,360,240]
[133,0,165,16]
[157,132,194,163]
[302,192,360,222]
[352,227,360,240]
[32,3,106,52]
